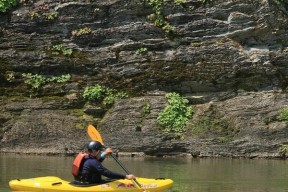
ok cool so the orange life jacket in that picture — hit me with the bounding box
[72,152,88,177]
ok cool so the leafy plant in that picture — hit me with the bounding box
[83,85,105,101]
[136,47,148,55]
[162,24,175,33]
[28,2,58,21]
[143,103,151,114]
[6,72,15,82]
[146,0,177,33]
[83,84,128,106]
[146,0,214,33]
[103,90,128,106]
[30,11,39,19]
[45,12,58,20]
[94,8,102,13]
[0,0,17,13]
[50,44,73,56]
[277,107,288,121]
[52,44,62,52]
[191,42,204,47]
[22,73,71,88]
[157,92,193,135]
[279,144,288,156]
[22,73,47,89]
[48,74,71,83]
[72,27,92,37]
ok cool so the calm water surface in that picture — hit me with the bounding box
[0,153,288,192]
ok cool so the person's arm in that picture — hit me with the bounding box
[94,149,136,180]
[99,148,113,162]
[98,165,136,180]
[94,161,126,179]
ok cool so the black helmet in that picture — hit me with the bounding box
[87,141,103,152]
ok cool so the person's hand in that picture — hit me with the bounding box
[104,147,112,156]
[125,174,136,180]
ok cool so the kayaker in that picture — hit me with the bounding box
[76,141,136,184]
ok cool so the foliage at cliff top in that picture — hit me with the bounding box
[0,0,17,13]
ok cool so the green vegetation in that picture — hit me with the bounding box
[103,90,128,106]
[157,92,193,135]
[279,144,288,157]
[146,0,214,33]
[277,107,288,121]
[218,136,233,143]
[30,11,39,19]
[190,42,204,47]
[83,84,104,101]
[30,11,58,21]
[45,12,58,20]
[75,123,86,130]
[147,0,175,33]
[190,106,234,138]
[0,0,17,13]
[191,116,210,135]
[22,73,71,89]
[72,27,92,37]
[22,73,46,89]
[50,44,73,56]
[6,71,15,82]
[48,74,71,83]
[136,47,148,55]
[143,103,151,114]
[83,84,128,106]
[27,1,58,21]
[94,8,102,13]
[191,115,233,136]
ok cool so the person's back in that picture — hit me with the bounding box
[80,156,102,183]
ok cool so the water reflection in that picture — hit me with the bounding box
[1,153,288,192]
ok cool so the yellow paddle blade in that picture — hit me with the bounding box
[87,125,104,146]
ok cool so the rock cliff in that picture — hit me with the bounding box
[1,0,288,158]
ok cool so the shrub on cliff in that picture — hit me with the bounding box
[0,0,17,13]
[157,92,193,136]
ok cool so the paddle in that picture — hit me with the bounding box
[87,125,146,191]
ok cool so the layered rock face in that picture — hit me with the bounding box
[0,0,288,158]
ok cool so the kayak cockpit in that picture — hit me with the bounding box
[69,179,117,187]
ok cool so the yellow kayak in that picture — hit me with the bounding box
[9,176,173,192]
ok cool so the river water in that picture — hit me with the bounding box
[0,153,288,192]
